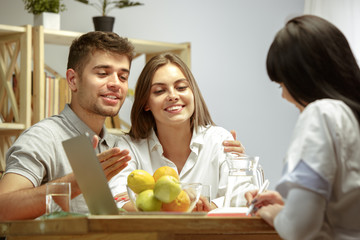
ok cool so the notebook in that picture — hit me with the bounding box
[62,134,119,215]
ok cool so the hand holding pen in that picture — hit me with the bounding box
[246,179,270,216]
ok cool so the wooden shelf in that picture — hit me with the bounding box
[0,24,27,35]
[41,28,191,58]
[0,24,32,169]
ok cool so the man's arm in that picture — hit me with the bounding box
[0,172,79,220]
[0,147,130,220]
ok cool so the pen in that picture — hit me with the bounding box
[246,179,270,216]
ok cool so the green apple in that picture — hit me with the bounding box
[136,189,162,211]
[154,175,181,203]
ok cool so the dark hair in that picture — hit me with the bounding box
[129,53,214,139]
[67,31,134,77]
[266,15,360,123]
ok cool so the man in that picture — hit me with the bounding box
[0,31,134,220]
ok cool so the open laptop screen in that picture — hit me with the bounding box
[62,134,119,215]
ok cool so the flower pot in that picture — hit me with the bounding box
[34,12,60,30]
[92,16,115,32]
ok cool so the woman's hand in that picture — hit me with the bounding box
[223,130,245,155]
[245,190,284,209]
[256,204,284,227]
[114,192,137,212]
[192,196,213,212]
[114,192,129,202]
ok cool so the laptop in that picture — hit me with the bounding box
[62,134,119,215]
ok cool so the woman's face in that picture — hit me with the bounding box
[280,83,305,112]
[145,63,195,128]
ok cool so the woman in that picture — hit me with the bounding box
[245,15,360,239]
[110,53,245,211]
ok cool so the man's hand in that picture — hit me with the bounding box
[92,135,131,181]
[97,148,131,181]
[223,130,245,155]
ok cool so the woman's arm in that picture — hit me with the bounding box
[259,188,326,240]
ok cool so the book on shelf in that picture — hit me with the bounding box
[44,74,70,118]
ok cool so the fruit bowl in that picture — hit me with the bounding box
[127,182,202,213]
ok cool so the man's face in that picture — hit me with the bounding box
[74,50,130,118]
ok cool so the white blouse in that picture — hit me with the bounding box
[110,125,234,207]
[275,99,360,239]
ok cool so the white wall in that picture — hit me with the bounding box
[0,0,304,189]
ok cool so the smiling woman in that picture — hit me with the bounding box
[109,52,246,212]
[144,63,195,129]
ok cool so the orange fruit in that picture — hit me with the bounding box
[127,170,155,194]
[153,166,179,182]
[162,190,190,212]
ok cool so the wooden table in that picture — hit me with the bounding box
[0,214,281,240]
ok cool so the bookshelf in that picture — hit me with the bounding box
[0,24,191,171]
[0,24,32,172]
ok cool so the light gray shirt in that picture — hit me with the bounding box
[5,104,117,214]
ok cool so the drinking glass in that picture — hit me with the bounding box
[201,184,212,203]
[224,153,264,207]
[46,182,71,214]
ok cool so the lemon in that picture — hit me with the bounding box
[127,170,155,194]
[153,166,179,182]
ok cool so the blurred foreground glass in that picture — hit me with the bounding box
[46,182,71,214]
[224,154,264,207]
[201,184,212,203]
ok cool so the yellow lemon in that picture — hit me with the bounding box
[162,190,190,212]
[153,166,179,182]
[127,169,155,194]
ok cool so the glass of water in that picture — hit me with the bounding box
[46,182,71,214]
[223,153,264,207]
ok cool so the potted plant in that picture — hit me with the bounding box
[75,0,144,32]
[23,0,66,30]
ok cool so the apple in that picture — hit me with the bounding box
[136,189,162,211]
[154,175,181,203]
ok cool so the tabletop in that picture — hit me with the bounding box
[0,214,281,240]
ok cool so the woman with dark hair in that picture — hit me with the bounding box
[110,53,245,211]
[245,15,360,239]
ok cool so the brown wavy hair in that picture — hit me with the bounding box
[67,31,134,77]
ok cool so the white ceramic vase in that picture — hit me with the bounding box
[34,12,60,30]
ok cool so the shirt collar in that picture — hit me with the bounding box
[148,126,207,156]
[61,104,115,148]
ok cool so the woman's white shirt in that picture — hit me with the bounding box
[275,99,360,239]
[110,125,234,207]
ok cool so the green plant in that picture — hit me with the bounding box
[23,0,66,14]
[75,0,143,16]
